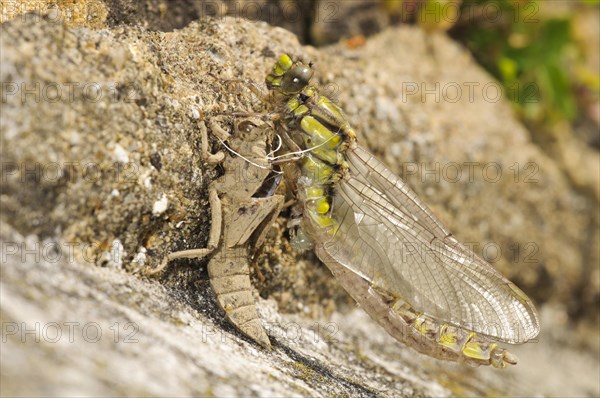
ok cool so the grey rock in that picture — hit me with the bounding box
[1,14,598,397]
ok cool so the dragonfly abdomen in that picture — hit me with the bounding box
[389,296,518,368]
[322,250,518,368]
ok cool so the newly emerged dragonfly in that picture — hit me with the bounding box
[266,54,540,368]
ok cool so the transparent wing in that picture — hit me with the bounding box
[313,145,540,343]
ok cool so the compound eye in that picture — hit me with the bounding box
[282,64,313,93]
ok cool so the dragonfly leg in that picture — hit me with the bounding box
[278,124,302,152]
[221,78,270,103]
[200,120,226,164]
[146,185,222,275]
[282,198,297,209]
[210,111,280,123]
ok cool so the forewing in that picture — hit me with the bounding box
[314,145,539,343]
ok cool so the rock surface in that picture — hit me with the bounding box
[1,10,598,398]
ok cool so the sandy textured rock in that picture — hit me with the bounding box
[1,13,598,397]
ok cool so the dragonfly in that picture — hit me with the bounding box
[265,54,540,368]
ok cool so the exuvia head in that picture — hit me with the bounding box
[266,54,314,95]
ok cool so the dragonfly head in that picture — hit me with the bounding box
[266,54,314,95]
